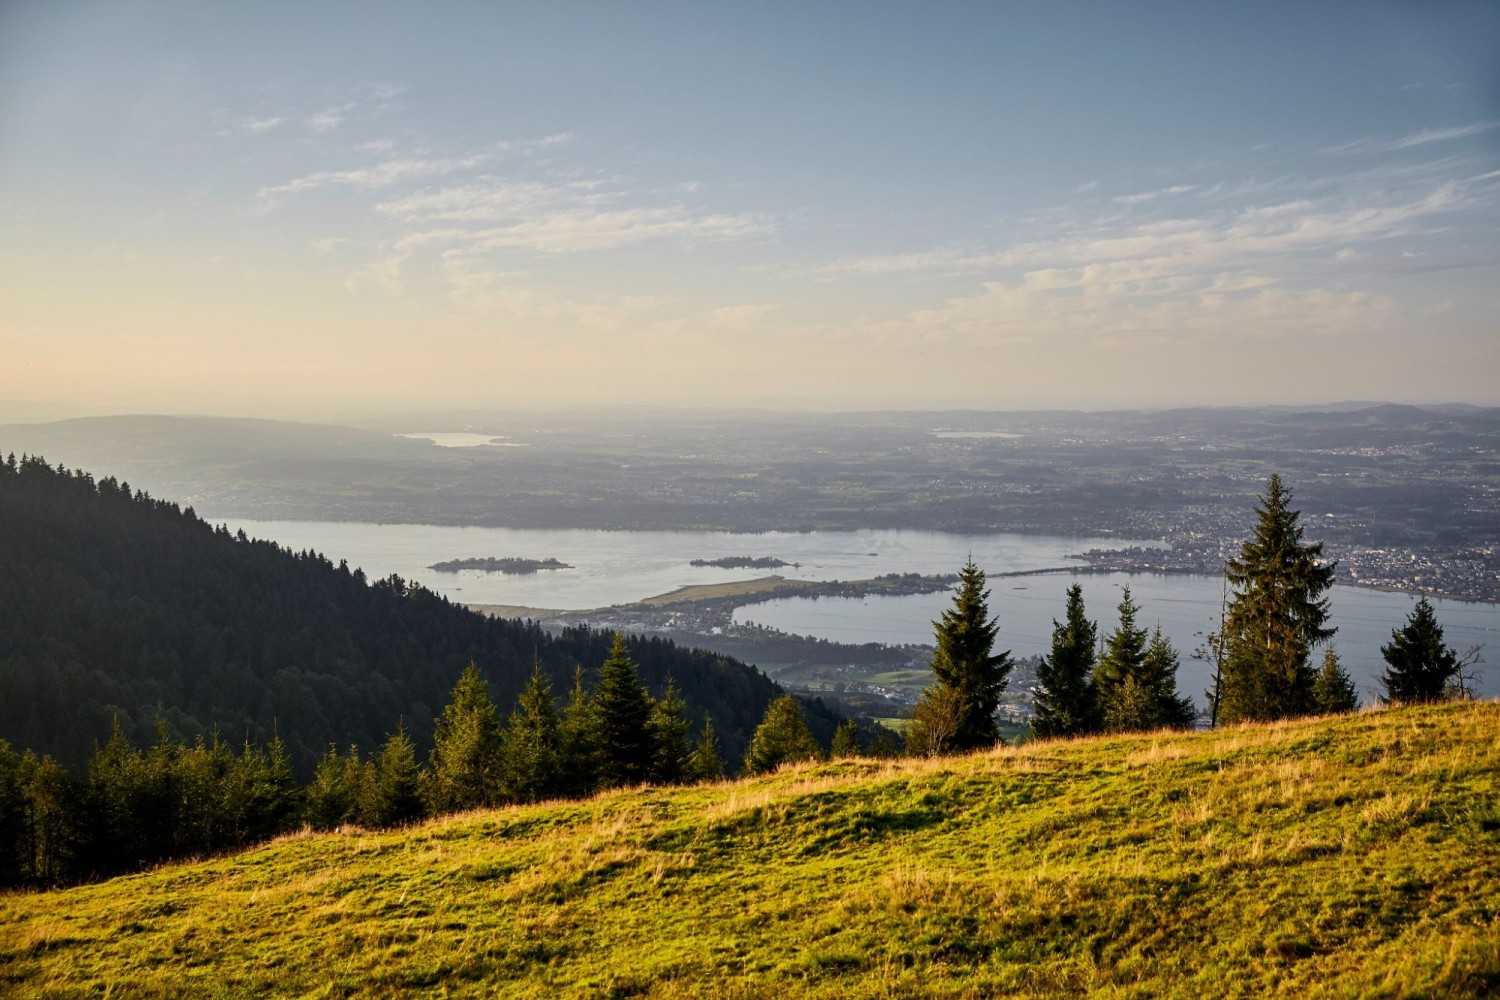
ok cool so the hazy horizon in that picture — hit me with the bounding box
[3,3,1498,417]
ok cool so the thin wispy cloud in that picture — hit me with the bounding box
[259,154,491,198]
[305,105,354,133]
[1112,184,1196,206]
[211,111,285,136]
[1324,121,1499,155]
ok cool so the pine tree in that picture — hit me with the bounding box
[1095,593,1194,732]
[1218,474,1337,723]
[595,634,656,788]
[371,723,425,826]
[922,559,1011,751]
[1312,647,1359,714]
[18,751,77,884]
[500,666,563,803]
[425,663,503,813]
[830,718,862,759]
[0,740,23,887]
[647,678,693,785]
[305,745,359,830]
[559,666,604,797]
[1031,583,1099,739]
[685,717,726,783]
[743,695,822,775]
[1380,597,1459,704]
[1095,586,1148,726]
[1137,626,1196,730]
[866,725,905,759]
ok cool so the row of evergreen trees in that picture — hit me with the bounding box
[0,636,725,887]
[1029,584,1197,739]
[0,633,905,888]
[910,474,1476,754]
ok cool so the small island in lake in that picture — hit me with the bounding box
[428,557,573,574]
[690,556,793,569]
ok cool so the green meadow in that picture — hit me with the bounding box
[3,702,1497,998]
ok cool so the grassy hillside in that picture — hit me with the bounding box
[3,702,1498,998]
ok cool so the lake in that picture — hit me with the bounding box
[220,519,1499,701]
[221,519,1153,610]
[732,575,1500,702]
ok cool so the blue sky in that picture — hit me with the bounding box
[1,1,1496,416]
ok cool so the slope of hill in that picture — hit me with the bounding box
[0,456,840,771]
[3,703,1496,997]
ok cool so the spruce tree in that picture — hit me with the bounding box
[1095,586,1148,727]
[1031,583,1099,739]
[904,686,965,758]
[647,678,693,785]
[1380,597,1459,704]
[371,723,425,826]
[425,663,503,813]
[1137,626,1196,730]
[1219,474,1337,723]
[500,666,564,803]
[594,634,655,788]
[685,717,726,782]
[0,740,23,887]
[830,718,862,759]
[305,745,353,831]
[559,666,604,797]
[743,695,822,775]
[922,559,1011,751]
[1312,647,1359,714]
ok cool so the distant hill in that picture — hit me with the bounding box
[3,702,1495,996]
[0,455,841,772]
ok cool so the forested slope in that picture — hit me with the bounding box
[0,455,839,771]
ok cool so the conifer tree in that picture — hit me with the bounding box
[1031,583,1099,739]
[1219,474,1337,723]
[500,666,563,802]
[425,663,503,813]
[1137,626,1196,730]
[306,745,356,830]
[18,751,77,884]
[1095,586,1148,725]
[647,678,693,784]
[84,719,146,875]
[1312,647,1359,714]
[371,723,425,826]
[866,725,905,759]
[559,666,604,797]
[743,695,822,775]
[921,559,1011,751]
[1380,596,1459,704]
[831,718,862,759]
[1095,593,1194,732]
[595,634,656,788]
[685,717,726,782]
[0,740,23,887]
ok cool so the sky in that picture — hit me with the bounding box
[1,1,1497,418]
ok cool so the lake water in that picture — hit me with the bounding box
[219,519,1499,702]
[732,575,1500,702]
[221,519,1152,610]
